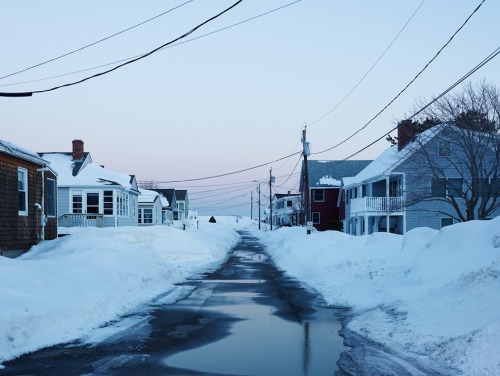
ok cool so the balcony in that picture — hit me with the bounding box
[349,196,403,215]
[58,213,104,228]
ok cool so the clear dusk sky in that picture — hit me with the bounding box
[1,0,499,217]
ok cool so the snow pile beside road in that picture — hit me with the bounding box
[257,217,500,375]
[0,216,242,365]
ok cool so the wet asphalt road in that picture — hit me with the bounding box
[1,231,347,376]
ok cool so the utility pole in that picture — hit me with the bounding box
[269,168,275,230]
[302,126,311,235]
[258,184,261,230]
[251,190,253,220]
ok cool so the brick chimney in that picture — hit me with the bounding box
[72,139,84,161]
[397,120,414,151]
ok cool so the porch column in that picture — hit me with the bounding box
[386,176,390,233]
[364,215,368,235]
[386,215,390,233]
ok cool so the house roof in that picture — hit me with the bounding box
[343,124,446,187]
[153,189,176,206]
[304,160,372,189]
[1,140,50,167]
[40,152,139,193]
[175,190,188,201]
[138,188,163,204]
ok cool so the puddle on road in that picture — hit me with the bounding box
[163,289,346,375]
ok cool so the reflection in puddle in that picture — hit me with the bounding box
[164,291,345,375]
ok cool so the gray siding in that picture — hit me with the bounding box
[57,187,70,218]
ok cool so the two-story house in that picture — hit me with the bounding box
[40,140,140,229]
[300,160,372,231]
[271,192,302,227]
[343,122,500,235]
[1,140,58,257]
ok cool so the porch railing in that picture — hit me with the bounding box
[58,213,104,228]
[349,197,403,215]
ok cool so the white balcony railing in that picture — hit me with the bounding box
[349,197,403,215]
[58,213,104,228]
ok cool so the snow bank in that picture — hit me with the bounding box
[0,216,243,365]
[256,218,500,375]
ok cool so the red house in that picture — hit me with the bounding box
[299,160,371,231]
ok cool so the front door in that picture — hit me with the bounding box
[86,192,100,214]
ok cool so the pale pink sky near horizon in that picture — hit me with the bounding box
[2,0,499,216]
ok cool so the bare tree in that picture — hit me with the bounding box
[138,180,160,190]
[403,81,500,221]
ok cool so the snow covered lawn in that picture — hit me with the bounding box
[256,217,500,376]
[0,217,242,366]
[2,216,499,375]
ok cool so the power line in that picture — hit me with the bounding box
[318,43,500,162]
[0,0,244,97]
[0,0,302,89]
[0,1,194,81]
[311,0,487,156]
[307,0,427,128]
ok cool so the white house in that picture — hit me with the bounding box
[343,123,500,235]
[40,140,140,228]
[271,193,302,227]
[138,188,166,226]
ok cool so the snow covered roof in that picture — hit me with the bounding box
[41,153,138,192]
[305,160,372,188]
[138,188,165,205]
[0,140,50,166]
[343,124,445,187]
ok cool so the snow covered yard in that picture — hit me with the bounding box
[256,217,500,375]
[2,216,499,375]
[0,216,244,366]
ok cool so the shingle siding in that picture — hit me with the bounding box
[0,153,57,255]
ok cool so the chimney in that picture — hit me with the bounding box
[397,120,413,151]
[72,139,84,161]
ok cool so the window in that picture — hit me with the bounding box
[72,190,82,213]
[47,178,56,217]
[389,179,401,197]
[448,178,463,197]
[277,201,284,210]
[139,208,153,224]
[431,178,463,198]
[441,217,454,228]
[362,184,367,198]
[287,200,293,207]
[18,167,28,215]
[313,189,324,202]
[312,212,320,224]
[104,191,113,215]
[439,141,451,157]
[116,191,129,217]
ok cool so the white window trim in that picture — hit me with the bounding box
[18,167,28,216]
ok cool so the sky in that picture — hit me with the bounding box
[1,0,499,216]
[1,217,499,374]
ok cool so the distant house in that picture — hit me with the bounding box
[271,192,302,227]
[173,189,190,227]
[343,123,500,235]
[299,160,372,231]
[1,140,58,257]
[40,140,140,228]
[153,188,176,224]
[138,188,164,225]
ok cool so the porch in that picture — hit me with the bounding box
[58,213,104,228]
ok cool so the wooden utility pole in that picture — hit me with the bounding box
[302,127,311,235]
[269,168,274,230]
